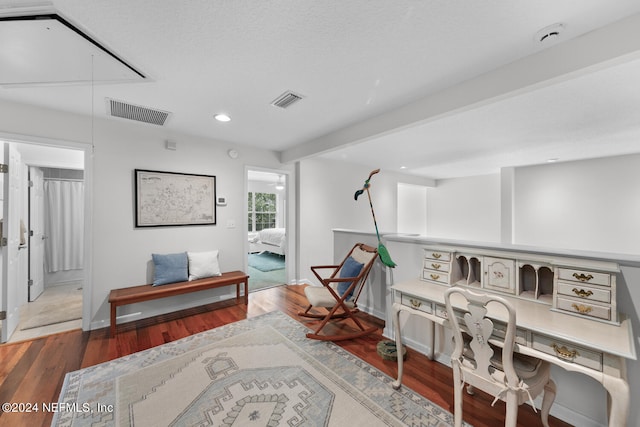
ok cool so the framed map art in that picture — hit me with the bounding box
[134,169,216,227]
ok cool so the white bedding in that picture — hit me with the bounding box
[249,228,286,255]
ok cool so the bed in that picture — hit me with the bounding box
[248,228,286,255]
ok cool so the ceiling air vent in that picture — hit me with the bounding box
[106,98,171,126]
[271,91,304,109]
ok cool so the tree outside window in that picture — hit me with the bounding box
[248,192,277,231]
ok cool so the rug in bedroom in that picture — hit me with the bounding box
[248,251,285,272]
[52,311,468,427]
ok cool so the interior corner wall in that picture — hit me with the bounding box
[297,158,430,285]
[513,153,640,255]
[426,173,501,242]
[0,99,289,329]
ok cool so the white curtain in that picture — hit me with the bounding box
[44,180,84,273]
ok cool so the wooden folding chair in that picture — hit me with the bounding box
[298,243,378,340]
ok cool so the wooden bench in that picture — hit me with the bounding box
[108,270,249,337]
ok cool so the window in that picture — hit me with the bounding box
[248,192,277,231]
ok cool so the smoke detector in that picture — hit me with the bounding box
[535,23,564,44]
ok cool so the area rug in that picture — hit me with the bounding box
[248,252,285,272]
[53,311,467,427]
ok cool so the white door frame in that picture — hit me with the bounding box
[28,166,45,302]
[1,143,22,342]
[245,166,295,286]
[0,132,93,333]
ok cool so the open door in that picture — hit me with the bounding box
[28,166,45,301]
[1,143,23,342]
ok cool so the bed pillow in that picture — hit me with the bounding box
[188,250,222,280]
[337,256,364,300]
[152,252,188,286]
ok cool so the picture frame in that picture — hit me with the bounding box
[134,169,216,227]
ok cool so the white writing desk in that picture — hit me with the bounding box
[391,279,636,427]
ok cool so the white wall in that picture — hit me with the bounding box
[427,173,501,242]
[514,154,640,254]
[297,158,432,285]
[397,183,427,235]
[0,99,291,329]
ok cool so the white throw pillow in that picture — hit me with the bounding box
[187,250,222,280]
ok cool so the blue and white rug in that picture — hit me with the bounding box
[248,252,285,272]
[53,311,466,426]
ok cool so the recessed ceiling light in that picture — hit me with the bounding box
[214,113,231,122]
[400,166,407,169]
[547,158,559,163]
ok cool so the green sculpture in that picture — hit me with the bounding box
[354,169,396,268]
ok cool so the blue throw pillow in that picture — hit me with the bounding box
[337,256,364,300]
[152,252,188,286]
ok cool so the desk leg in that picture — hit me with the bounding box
[243,279,248,305]
[392,304,404,389]
[426,319,435,361]
[603,374,629,427]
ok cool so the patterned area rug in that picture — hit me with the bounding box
[53,311,467,427]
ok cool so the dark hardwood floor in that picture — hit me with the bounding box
[0,284,572,427]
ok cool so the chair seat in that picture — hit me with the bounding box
[304,285,356,308]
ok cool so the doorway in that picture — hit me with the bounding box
[0,139,88,343]
[246,169,288,292]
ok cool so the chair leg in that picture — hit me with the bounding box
[505,392,519,427]
[452,366,464,427]
[540,378,557,427]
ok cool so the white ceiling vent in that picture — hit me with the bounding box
[271,91,304,109]
[106,98,170,126]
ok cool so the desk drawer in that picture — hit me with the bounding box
[531,333,603,371]
[557,268,611,287]
[556,297,611,321]
[423,259,450,273]
[491,321,528,346]
[424,250,452,262]
[401,294,433,314]
[422,270,450,284]
[557,281,611,303]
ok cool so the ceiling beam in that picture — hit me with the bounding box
[280,12,640,164]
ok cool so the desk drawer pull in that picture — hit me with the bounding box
[573,273,594,282]
[432,253,442,259]
[572,303,593,314]
[552,343,579,361]
[409,298,422,308]
[572,288,593,298]
[430,274,440,281]
[431,263,442,270]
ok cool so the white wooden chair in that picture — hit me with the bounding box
[444,287,556,427]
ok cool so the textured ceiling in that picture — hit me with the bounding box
[1,1,640,179]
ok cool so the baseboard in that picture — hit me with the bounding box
[90,292,235,331]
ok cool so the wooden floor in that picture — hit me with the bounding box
[0,284,573,427]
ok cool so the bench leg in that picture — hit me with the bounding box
[238,280,248,305]
[110,303,117,337]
